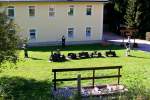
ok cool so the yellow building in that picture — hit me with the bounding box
[0,0,108,46]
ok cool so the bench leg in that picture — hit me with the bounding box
[54,72,56,91]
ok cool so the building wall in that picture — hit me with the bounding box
[1,2,104,45]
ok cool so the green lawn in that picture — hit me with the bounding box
[0,44,150,99]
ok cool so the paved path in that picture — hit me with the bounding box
[103,32,150,52]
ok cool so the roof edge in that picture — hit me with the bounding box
[0,0,109,3]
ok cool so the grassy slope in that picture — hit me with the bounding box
[1,44,150,86]
[0,44,150,99]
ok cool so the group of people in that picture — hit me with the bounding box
[23,35,132,58]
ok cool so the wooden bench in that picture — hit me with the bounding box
[52,66,122,91]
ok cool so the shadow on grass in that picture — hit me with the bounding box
[29,57,45,60]
[0,76,53,100]
[129,55,150,59]
[27,44,125,52]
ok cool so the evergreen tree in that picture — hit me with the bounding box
[114,0,127,23]
[124,0,141,27]
[0,11,20,67]
[139,0,150,32]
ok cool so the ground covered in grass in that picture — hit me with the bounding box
[0,44,150,99]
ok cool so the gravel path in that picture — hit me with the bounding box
[103,32,150,52]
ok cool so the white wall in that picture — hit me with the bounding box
[1,2,104,45]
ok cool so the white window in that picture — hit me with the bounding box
[7,6,15,18]
[68,28,74,38]
[9,29,15,34]
[86,5,92,16]
[49,7,55,17]
[29,29,36,40]
[86,27,91,37]
[68,5,74,16]
[29,6,35,17]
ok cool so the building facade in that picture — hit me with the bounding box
[0,0,108,46]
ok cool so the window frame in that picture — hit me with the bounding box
[86,5,92,16]
[86,27,92,37]
[68,5,74,16]
[49,6,55,17]
[28,6,36,17]
[68,28,74,38]
[9,29,16,34]
[29,29,36,40]
[7,6,15,18]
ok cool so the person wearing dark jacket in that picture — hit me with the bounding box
[62,35,66,48]
[23,43,28,58]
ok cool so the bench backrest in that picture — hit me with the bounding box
[52,66,122,91]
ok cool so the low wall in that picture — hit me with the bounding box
[28,40,102,47]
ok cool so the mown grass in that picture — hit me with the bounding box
[0,44,150,100]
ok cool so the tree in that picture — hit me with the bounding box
[138,0,150,33]
[114,0,127,24]
[105,0,127,33]
[0,11,20,67]
[124,0,141,28]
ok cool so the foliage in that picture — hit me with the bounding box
[0,76,52,100]
[138,0,150,32]
[125,79,150,100]
[105,0,127,33]
[114,0,127,24]
[0,77,150,100]
[124,0,141,27]
[0,11,20,67]
[113,0,150,36]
